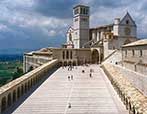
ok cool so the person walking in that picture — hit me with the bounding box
[68,103,71,108]
[90,73,92,78]
[71,75,73,80]
[68,76,70,81]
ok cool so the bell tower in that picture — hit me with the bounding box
[73,5,90,48]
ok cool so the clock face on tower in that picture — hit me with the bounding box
[124,27,131,36]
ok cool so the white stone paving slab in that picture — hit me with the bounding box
[11,65,128,114]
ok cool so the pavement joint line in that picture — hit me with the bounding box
[63,73,74,114]
[10,65,128,114]
[100,67,125,112]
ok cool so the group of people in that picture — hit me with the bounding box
[68,75,73,81]
[82,68,94,78]
[62,64,77,71]
[90,68,94,78]
[65,65,95,109]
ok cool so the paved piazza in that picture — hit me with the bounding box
[11,65,128,114]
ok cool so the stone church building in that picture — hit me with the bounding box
[65,5,137,57]
[24,5,138,72]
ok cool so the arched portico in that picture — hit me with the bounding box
[91,49,100,64]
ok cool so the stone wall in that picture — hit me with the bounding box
[52,48,91,65]
[122,45,147,75]
[101,63,147,114]
[0,59,58,114]
[112,64,147,96]
[103,50,122,65]
[24,53,52,73]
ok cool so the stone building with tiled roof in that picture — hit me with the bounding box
[122,39,147,75]
[24,5,139,72]
[66,5,137,59]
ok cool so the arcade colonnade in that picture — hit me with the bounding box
[58,48,103,66]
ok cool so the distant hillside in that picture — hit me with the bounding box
[0,48,36,55]
[0,54,23,61]
[0,54,23,86]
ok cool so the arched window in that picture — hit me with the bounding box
[125,50,127,57]
[140,50,143,56]
[25,83,27,93]
[83,8,86,14]
[132,50,135,56]
[63,51,65,59]
[69,33,72,41]
[13,90,16,103]
[17,87,20,99]
[66,51,69,59]
[21,85,24,96]
[70,51,72,59]
[80,8,83,14]
[7,93,12,107]
[1,97,6,112]
[28,66,33,72]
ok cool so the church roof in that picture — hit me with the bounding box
[119,12,136,26]
[73,5,89,9]
[90,24,113,30]
[123,39,147,47]
[66,26,74,33]
[90,12,136,31]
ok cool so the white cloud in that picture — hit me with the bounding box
[0,24,8,31]
[0,0,147,51]
[48,30,57,37]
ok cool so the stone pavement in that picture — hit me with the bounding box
[11,65,128,114]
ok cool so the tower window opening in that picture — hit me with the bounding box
[74,9,79,15]
[80,8,84,14]
[85,9,88,15]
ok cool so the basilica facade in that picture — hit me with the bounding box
[24,5,138,72]
[66,5,137,57]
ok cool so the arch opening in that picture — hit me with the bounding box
[1,97,6,113]
[91,49,100,64]
[13,90,16,103]
[17,87,20,99]
[7,93,12,107]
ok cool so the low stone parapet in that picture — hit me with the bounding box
[0,59,59,114]
[101,63,147,114]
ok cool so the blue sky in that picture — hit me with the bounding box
[0,0,147,54]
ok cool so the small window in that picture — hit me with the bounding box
[62,51,65,59]
[126,20,129,24]
[125,50,127,57]
[69,33,72,41]
[132,50,135,56]
[81,18,87,22]
[83,8,86,14]
[85,9,89,15]
[70,51,72,59]
[74,9,79,15]
[66,51,69,59]
[80,8,84,14]
[140,50,143,56]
